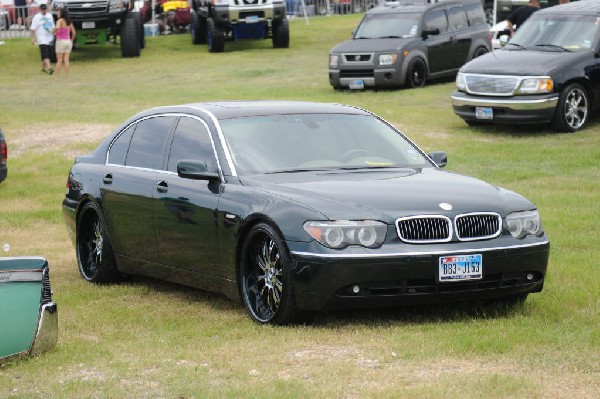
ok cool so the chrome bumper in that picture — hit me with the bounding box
[451,94,559,111]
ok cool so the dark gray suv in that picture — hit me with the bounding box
[328,0,491,89]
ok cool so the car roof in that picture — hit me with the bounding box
[366,0,466,15]
[537,0,600,15]
[146,101,372,120]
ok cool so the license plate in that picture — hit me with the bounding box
[349,79,365,90]
[475,107,493,120]
[439,254,482,282]
[246,16,259,23]
[82,21,95,29]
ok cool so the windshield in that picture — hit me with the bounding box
[354,13,421,39]
[511,14,600,52]
[220,114,431,175]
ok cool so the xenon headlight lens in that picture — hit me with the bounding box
[329,54,339,67]
[506,210,541,238]
[304,220,387,249]
[378,54,398,66]
[517,77,553,94]
[456,72,466,91]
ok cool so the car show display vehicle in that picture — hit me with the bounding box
[328,0,491,90]
[50,0,145,57]
[451,0,600,132]
[188,0,289,52]
[0,128,6,183]
[0,257,58,363]
[62,101,550,325]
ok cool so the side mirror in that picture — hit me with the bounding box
[421,28,440,39]
[428,151,447,168]
[177,160,220,181]
[499,34,509,47]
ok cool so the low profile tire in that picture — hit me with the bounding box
[240,223,312,325]
[406,57,427,88]
[272,18,289,48]
[472,46,488,59]
[207,17,224,53]
[76,203,120,283]
[120,15,141,57]
[552,83,590,133]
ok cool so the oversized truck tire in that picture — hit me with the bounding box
[134,12,145,50]
[207,18,225,53]
[191,12,208,44]
[121,15,141,58]
[272,18,289,49]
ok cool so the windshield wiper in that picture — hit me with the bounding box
[506,42,527,50]
[264,168,332,174]
[533,43,571,52]
[377,35,403,39]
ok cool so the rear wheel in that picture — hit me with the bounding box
[76,203,120,283]
[472,46,489,59]
[190,12,207,44]
[272,18,289,48]
[133,12,145,49]
[120,15,141,57]
[207,18,225,53]
[406,57,427,88]
[240,223,313,325]
[552,83,590,133]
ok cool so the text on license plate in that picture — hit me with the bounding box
[246,16,259,23]
[82,21,95,29]
[439,254,482,282]
[475,107,493,120]
[349,79,365,90]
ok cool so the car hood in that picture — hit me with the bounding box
[461,49,585,76]
[239,168,533,221]
[331,38,413,53]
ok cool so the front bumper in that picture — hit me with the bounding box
[451,91,559,124]
[213,3,286,25]
[329,66,405,89]
[289,239,549,311]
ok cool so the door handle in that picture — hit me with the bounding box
[103,174,113,184]
[156,180,168,193]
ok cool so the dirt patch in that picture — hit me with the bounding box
[8,123,114,157]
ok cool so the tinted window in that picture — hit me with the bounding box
[464,2,485,26]
[167,117,218,173]
[355,12,421,39]
[448,6,468,30]
[107,124,134,165]
[424,9,448,33]
[125,116,175,169]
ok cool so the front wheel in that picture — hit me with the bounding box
[76,203,121,283]
[120,15,141,57]
[406,57,427,88]
[207,18,225,53]
[272,18,289,49]
[240,223,312,325]
[552,83,590,133]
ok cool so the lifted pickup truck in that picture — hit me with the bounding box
[49,0,145,57]
[189,0,289,52]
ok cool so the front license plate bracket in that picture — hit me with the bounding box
[439,254,483,282]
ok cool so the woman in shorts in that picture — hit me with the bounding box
[53,8,76,78]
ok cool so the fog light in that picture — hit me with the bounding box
[352,285,360,294]
[526,273,534,281]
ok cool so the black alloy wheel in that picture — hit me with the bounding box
[76,203,120,283]
[552,83,589,133]
[240,223,310,325]
[407,58,427,88]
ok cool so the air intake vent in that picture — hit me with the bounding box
[455,213,501,241]
[41,268,53,305]
[396,216,451,243]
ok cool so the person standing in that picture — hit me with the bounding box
[507,0,540,36]
[53,8,76,78]
[30,3,55,75]
[14,0,28,29]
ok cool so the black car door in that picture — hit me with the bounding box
[101,115,176,262]
[153,115,222,277]
[422,8,453,74]
[447,5,471,69]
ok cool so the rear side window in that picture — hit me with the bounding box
[125,116,176,169]
[107,125,134,165]
[167,116,218,173]
[463,1,486,26]
[424,9,449,33]
[448,6,468,30]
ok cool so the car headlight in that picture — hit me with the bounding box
[378,54,398,66]
[456,72,466,91]
[516,77,553,94]
[109,0,124,10]
[506,210,541,239]
[329,54,339,67]
[303,220,387,249]
[52,1,65,10]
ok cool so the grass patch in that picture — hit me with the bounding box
[0,14,599,398]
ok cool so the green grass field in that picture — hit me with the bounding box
[0,15,599,398]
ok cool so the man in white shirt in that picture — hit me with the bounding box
[30,3,55,75]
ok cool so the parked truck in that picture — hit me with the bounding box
[49,0,145,57]
[188,0,289,52]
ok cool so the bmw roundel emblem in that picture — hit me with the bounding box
[439,202,452,211]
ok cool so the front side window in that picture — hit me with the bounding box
[220,114,431,175]
[125,116,176,169]
[354,12,421,39]
[423,9,448,33]
[167,116,218,173]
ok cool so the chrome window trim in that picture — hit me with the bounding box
[461,73,553,96]
[291,240,550,259]
[454,212,502,242]
[395,215,453,244]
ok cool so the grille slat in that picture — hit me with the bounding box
[396,213,502,243]
[465,75,518,95]
[455,213,501,241]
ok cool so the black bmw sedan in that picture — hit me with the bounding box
[62,101,550,324]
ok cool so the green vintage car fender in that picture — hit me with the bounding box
[0,257,58,363]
